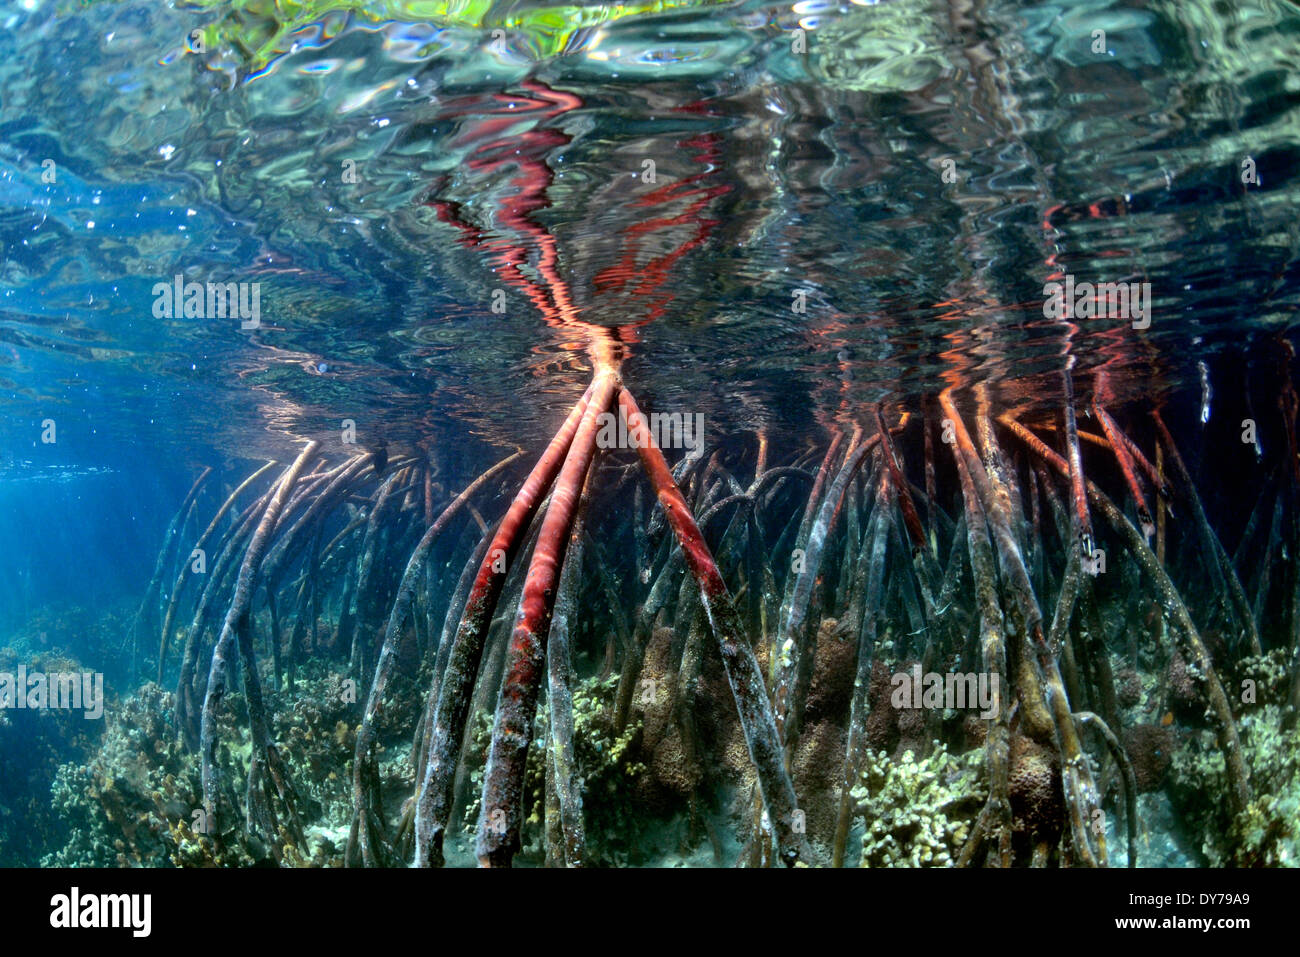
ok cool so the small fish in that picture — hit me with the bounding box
[1161,711,1174,727]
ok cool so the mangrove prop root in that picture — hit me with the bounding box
[774,417,907,743]
[414,524,498,771]
[414,383,595,867]
[545,472,593,867]
[348,451,522,867]
[476,371,616,867]
[1077,711,1138,868]
[956,400,1105,867]
[1092,399,1154,539]
[616,526,689,733]
[619,386,809,867]
[158,463,270,682]
[796,429,844,551]
[263,455,372,591]
[924,396,939,548]
[831,476,890,868]
[134,465,213,673]
[1152,411,1262,656]
[1047,422,1168,496]
[1048,531,1084,657]
[874,405,945,668]
[346,471,404,686]
[1061,364,1095,557]
[176,493,267,748]
[199,440,321,847]
[1156,440,1168,565]
[1000,414,1253,815]
[238,611,303,850]
[939,396,1013,868]
[874,408,929,561]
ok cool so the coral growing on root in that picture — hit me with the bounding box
[1121,724,1176,794]
[1007,734,1065,847]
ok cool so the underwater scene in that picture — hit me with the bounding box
[0,0,1299,874]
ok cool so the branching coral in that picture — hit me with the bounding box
[851,743,985,867]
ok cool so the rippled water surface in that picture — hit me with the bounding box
[1,0,1297,469]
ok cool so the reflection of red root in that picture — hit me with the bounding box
[404,81,812,866]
